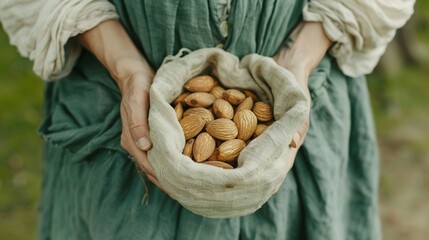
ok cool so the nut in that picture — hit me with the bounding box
[235,97,253,113]
[173,92,191,105]
[193,132,216,162]
[203,161,233,169]
[183,107,214,125]
[223,89,246,105]
[180,115,205,140]
[175,76,274,169]
[205,119,238,141]
[243,90,258,101]
[213,99,234,119]
[252,101,273,122]
[174,103,183,121]
[218,139,246,162]
[233,110,257,141]
[253,124,268,137]
[210,86,225,99]
[207,147,219,161]
[184,92,216,108]
[184,75,215,92]
[183,138,195,157]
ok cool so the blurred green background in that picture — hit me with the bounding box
[1,3,429,239]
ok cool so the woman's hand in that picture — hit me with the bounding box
[77,20,165,190]
[273,22,332,154]
[118,70,167,191]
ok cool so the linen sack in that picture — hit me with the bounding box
[148,48,308,218]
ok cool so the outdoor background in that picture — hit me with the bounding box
[0,2,428,239]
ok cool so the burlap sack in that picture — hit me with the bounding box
[148,48,308,218]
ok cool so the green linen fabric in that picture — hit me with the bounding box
[37,0,381,239]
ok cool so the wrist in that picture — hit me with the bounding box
[275,48,313,75]
[77,20,154,93]
[274,22,332,74]
[109,58,155,94]
[110,56,154,92]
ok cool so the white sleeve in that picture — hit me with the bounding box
[303,0,415,77]
[0,0,119,80]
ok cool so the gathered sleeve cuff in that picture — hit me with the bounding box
[0,0,119,80]
[303,0,415,77]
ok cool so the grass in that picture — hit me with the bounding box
[0,28,43,239]
[368,65,429,240]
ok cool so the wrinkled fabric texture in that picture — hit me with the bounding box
[148,49,308,218]
[0,0,414,80]
[36,0,381,239]
[303,0,415,77]
[0,0,118,80]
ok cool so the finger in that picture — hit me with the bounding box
[146,174,166,192]
[290,116,310,148]
[297,116,310,145]
[123,82,152,151]
[121,111,159,178]
[122,117,173,199]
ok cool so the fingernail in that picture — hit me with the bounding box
[290,133,301,148]
[136,137,152,151]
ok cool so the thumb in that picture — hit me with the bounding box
[122,86,152,151]
[128,109,152,151]
[290,116,309,148]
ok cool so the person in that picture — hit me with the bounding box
[0,0,415,239]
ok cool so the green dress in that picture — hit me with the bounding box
[38,0,381,239]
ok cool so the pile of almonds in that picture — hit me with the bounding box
[172,75,273,169]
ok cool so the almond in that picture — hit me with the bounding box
[183,107,214,125]
[193,132,216,162]
[210,86,225,99]
[235,97,253,113]
[184,92,216,108]
[218,139,246,162]
[213,99,234,119]
[180,115,205,140]
[253,124,268,137]
[252,101,273,122]
[207,147,219,161]
[223,89,246,105]
[184,75,215,92]
[203,161,233,169]
[175,103,183,121]
[205,119,238,141]
[233,110,257,141]
[244,90,258,101]
[173,92,191,105]
[183,138,195,157]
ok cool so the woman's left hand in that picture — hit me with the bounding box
[272,21,333,169]
[272,56,311,156]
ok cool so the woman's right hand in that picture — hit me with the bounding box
[77,20,165,191]
[118,69,166,191]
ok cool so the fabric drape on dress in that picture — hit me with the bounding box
[37,0,381,239]
[303,0,415,77]
[0,0,414,80]
[0,0,118,80]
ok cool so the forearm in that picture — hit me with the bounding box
[275,22,332,76]
[76,20,153,92]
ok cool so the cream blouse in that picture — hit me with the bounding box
[0,0,415,80]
